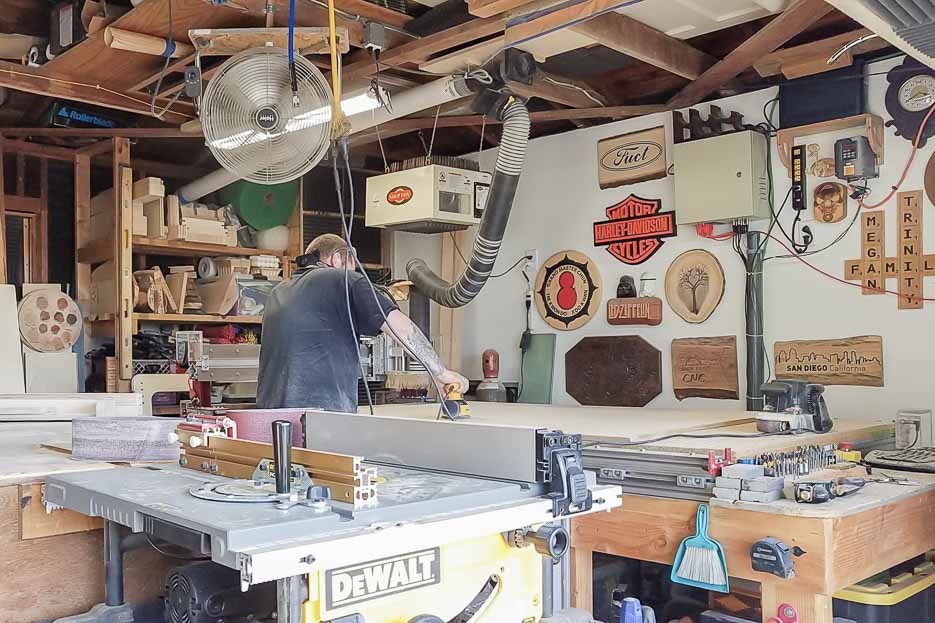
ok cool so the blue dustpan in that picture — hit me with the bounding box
[670,504,730,593]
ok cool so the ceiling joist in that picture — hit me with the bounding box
[667,0,834,108]
[0,61,194,125]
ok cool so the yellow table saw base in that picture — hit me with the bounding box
[303,532,544,622]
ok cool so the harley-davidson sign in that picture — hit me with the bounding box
[593,194,676,265]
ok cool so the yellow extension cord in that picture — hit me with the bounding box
[326,0,351,139]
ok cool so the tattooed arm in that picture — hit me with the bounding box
[382,309,469,393]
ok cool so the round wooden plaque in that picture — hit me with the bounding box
[18,289,83,352]
[534,250,602,331]
[664,249,725,324]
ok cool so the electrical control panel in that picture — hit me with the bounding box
[674,130,770,225]
[834,135,879,181]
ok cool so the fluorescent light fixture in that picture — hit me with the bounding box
[211,87,388,150]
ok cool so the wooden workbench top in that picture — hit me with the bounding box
[0,422,114,485]
[710,469,935,518]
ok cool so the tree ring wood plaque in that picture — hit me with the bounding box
[565,335,662,407]
[665,249,726,324]
[534,250,602,331]
[671,336,739,400]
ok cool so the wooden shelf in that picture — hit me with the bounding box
[77,236,285,263]
[776,113,884,177]
[88,313,263,336]
[135,312,263,324]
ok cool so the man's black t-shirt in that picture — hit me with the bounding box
[256,265,398,412]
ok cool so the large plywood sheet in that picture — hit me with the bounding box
[0,285,24,393]
[367,402,756,443]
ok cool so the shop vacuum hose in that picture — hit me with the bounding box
[406,99,530,308]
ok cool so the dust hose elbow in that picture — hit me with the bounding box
[407,99,530,308]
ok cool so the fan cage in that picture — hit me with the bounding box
[201,47,334,185]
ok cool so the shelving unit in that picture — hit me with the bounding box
[74,137,304,390]
[776,113,884,177]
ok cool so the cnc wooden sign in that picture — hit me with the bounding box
[565,335,662,407]
[534,250,602,331]
[597,126,667,189]
[593,194,676,265]
[664,250,725,324]
[773,335,884,387]
[607,297,662,325]
[671,336,739,401]
[844,191,928,309]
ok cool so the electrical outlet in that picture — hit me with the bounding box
[524,248,538,273]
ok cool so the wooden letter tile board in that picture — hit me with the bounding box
[844,191,928,309]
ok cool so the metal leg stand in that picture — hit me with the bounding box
[277,575,308,623]
[105,521,126,607]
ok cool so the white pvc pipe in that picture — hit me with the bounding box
[176,76,473,203]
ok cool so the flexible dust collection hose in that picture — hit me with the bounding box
[406,99,530,308]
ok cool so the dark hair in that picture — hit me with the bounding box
[305,234,349,263]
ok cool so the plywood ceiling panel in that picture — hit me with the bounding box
[618,0,788,39]
[494,0,787,63]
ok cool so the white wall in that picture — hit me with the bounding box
[394,56,935,418]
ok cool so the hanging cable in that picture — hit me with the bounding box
[855,99,935,209]
[149,0,185,120]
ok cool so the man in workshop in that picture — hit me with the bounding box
[257,233,468,413]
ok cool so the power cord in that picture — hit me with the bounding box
[582,429,809,449]
[333,138,457,420]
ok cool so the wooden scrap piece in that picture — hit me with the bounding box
[773,335,884,387]
[19,483,102,540]
[671,336,739,401]
[72,416,182,461]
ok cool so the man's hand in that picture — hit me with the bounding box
[436,369,469,394]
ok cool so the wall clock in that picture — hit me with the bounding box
[885,56,935,148]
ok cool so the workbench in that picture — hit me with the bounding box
[371,403,929,623]
[0,422,173,623]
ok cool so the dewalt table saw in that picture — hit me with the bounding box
[44,411,621,623]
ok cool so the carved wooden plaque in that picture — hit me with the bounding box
[773,335,884,387]
[597,126,667,190]
[671,336,739,400]
[813,181,847,224]
[664,250,726,324]
[606,297,663,325]
[534,250,602,331]
[565,335,662,407]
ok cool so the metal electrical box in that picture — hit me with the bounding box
[366,164,491,233]
[674,130,770,225]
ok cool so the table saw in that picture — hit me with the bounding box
[43,410,621,623]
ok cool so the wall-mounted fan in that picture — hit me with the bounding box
[201,46,333,185]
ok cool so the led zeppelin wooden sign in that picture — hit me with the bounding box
[593,194,676,265]
[607,297,662,325]
[534,250,602,331]
[597,126,667,189]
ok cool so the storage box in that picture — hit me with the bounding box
[833,554,935,623]
[196,274,279,316]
